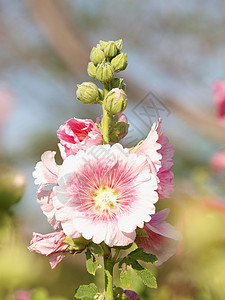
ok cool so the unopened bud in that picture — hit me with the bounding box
[87,62,97,78]
[64,236,88,254]
[104,88,127,115]
[76,82,100,104]
[111,78,126,91]
[104,41,118,58]
[90,47,105,65]
[111,53,128,72]
[109,121,129,143]
[99,40,108,51]
[115,39,123,52]
[96,62,114,83]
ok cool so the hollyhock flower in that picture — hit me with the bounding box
[136,209,182,265]
[134,119,174,198]
[210,150,225,172]
[212,80,225,122]
[28,232,69,269]
[53,143,158,247]
[33,151,61,230]
[57,118,102,159]
[123,290,140,300]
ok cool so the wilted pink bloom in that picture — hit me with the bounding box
[33,151,61,230]
[136,209,182,265]
[53,144,158,247]
[15,290,32,300]
[57,118,102,159]
[212,80,225,122]
[210,150,225,172]
[96,113,129,139]
[28,232,68,269]
[123,290,140,300]
[134,119,174,199]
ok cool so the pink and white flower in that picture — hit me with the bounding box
[28,232,68,269]
[134,119,174,199]
[212,80,225,122]
[136,209,182,265]
[33,151,61,230]
[53,143,158,247]
[57,118,102,159]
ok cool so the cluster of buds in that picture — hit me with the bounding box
[87,39,128,83]
[75,39,129,143]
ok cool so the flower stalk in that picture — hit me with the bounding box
[104,255,114,300]
[102,83,110,144]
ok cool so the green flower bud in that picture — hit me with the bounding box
[90,47,105,65]
[96,62,114,83]
[111,78,126,91]
[109,122,129,143]
[104,41,118,58]
[111,52,128,72]
[76,82,100,104]
[64,236,89,254]
[103,88,127,115]
[87,62,97,78]
[99,40,108,51]
[115,39,123,52]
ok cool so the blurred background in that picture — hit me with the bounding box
[0,0,225,299]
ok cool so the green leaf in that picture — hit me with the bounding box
[85,249,99,275]
[120,266,132,288]
[74,283,98,299]
[128,247,157,264]
[89,241,104,256]
[129,258,157,289]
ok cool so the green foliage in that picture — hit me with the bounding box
[128,247,157,264]
[120,266,132,288]
[74,283,98,299]
[85,249,100,275]
[118,248,157,289]
[88,241,104,256]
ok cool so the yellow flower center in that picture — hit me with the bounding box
[93,186,117,212]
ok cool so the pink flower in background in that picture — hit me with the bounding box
[212,80,225,122]
[15,290,32,300]
[136,209,182,265]
[123,290,140,300]
[28,232,68,269]
[33,151,61,230]
[134,119,174,199]
[53,143,158,247]
[57,118,102,159]
[210,150,225,172]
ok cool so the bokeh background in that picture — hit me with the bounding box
[1,1,225,299]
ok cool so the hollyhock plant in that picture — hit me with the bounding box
[29,39,180,299]
[57,117,102,159]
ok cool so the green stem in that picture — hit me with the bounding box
[104,255,114,300]
[102,83,110,144]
